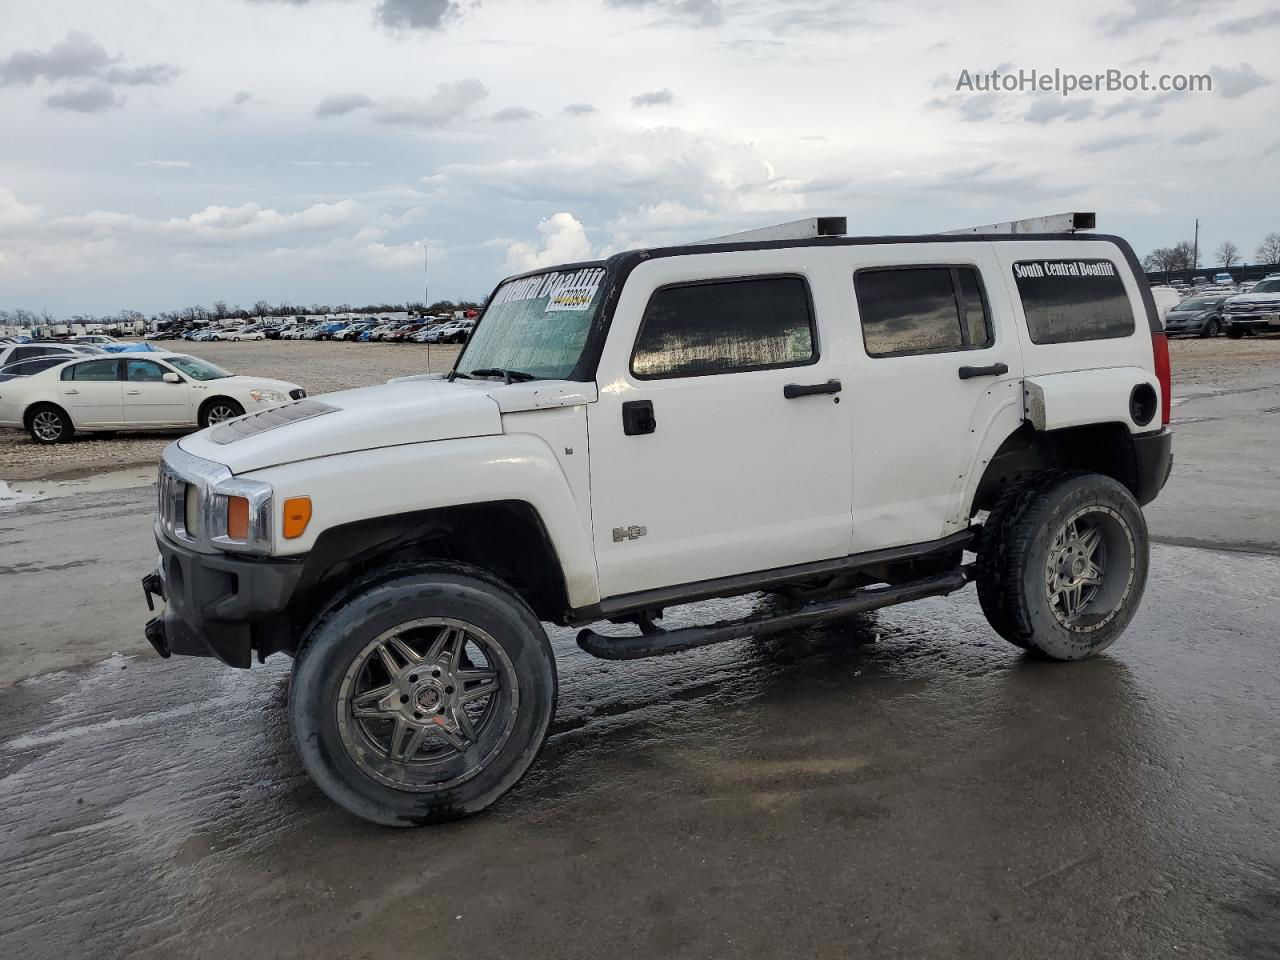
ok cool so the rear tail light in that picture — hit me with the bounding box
[1151,331,1172,426]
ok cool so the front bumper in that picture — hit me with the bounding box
[1225,314,1280,330]
[1133,428,1173,506]
[144,528,304,668]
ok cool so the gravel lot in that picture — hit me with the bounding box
[0,340,460,481]
[0,334,1276,482]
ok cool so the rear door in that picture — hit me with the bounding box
[57,358,124,426]
[843,243,1023,552]
[123,358,194,425]
[586,254,854,598]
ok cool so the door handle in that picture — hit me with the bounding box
[622,399,656,436]
[64,389,79,395]
[126,390,141,395]
[957,363,1009,380]
[783,379,842,399]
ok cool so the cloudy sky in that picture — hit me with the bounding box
[1,0,1277,315]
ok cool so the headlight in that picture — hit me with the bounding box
[249,389,286,403]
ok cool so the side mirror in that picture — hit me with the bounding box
[162,371,181,384]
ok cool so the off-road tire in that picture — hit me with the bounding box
[290,563,557,827]
[26,403,74,445]
[976,471,1149,660]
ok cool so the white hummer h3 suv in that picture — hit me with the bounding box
[142,216,1174,826]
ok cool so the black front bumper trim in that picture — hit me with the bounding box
[147,529,304,668]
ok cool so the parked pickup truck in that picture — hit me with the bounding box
[1223,276,1280,337]
[142,217,1173,826]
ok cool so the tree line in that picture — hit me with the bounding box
[0,299,483,329]
[1144,232,1280,276]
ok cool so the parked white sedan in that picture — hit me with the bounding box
[0,353,305,444]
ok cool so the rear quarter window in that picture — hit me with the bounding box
[1013,259,1136,345]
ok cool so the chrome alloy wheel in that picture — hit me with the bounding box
[1045,505,1136,633]
[336,618,519,792]
[31,410,63,441]
[204,404,239,424]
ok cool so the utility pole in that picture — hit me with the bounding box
[1192,218,1200,276]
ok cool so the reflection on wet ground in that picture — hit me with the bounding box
[2,544,1279,959]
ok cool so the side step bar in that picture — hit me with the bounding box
[577,569,970,661]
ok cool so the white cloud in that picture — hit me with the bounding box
[135,159,192,168]
[505,212,594,271]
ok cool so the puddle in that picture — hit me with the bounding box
[0,465,157,505]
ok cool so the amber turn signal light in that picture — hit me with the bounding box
[226,496,250,541]
[282,497,312,539]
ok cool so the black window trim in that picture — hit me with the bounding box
[628,272,821,381]
[853,262,996,359]
[1012,257,1137,346]
[60,357,124,382]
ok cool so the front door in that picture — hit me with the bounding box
[123,358,193,425]
[57,358,125,426]
[587,259,853,600]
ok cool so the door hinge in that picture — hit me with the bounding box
[612,525,648,542]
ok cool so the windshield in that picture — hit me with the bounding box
[167,355,230,381]
[1250,279,1280,294]
[456,265,608,380]
[1178,298,1218,311]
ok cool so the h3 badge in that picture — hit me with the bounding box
[612,525,647,543]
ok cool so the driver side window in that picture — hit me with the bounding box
[126,360,168,382]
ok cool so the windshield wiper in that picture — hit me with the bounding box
[467,368,539,384]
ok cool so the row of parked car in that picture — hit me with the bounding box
[1153,275,1280,338]
[148,316,477,346]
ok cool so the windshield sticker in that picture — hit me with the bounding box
[491,267,606,313]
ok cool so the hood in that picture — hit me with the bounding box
[179,377,503,473]
[220,374,301,393]
[1227,291,1280,307]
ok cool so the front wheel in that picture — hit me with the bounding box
[1225,326,1243,339]
[976,471,1149,660]
[199,398,244,427]
[1201,318,1221,338]
[290,565,557,826]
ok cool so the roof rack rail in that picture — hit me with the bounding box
[691,216,848,245]
[941,212,1096,235]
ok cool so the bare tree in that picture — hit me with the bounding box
[1170,241,1198,271]
[1257,233,1280,266]
[1215,241,1240,269]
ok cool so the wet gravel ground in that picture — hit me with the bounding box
[0,341,460,481]
[1,543,1278,960]
[3,334,1280,959]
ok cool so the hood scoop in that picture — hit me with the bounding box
[208,399,338,445]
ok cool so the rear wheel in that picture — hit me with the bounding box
[976,471,1148,660]
[1201,318,1221,338]
[290,565,557,826]
[27,404,74,445]
[199,398,244,427]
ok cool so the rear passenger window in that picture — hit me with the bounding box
[62,359,118,381]
[631,276,816,379]
[854,266,993,357]
[1013,259,1135,344]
